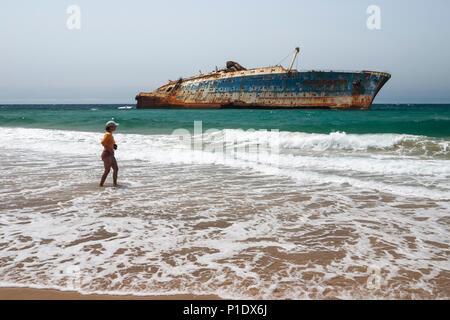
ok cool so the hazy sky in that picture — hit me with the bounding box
[1,0,449,104]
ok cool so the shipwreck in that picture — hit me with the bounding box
[136,47,391,109]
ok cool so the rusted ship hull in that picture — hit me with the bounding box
[136,67,391,110]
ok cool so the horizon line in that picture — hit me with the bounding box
[1,103,450,106]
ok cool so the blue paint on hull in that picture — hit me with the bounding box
[184,72,385,96]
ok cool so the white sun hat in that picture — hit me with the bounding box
[105,120,119,128]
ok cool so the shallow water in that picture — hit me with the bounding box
[0,105,449,299]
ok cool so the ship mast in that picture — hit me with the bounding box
[288,47,300,72]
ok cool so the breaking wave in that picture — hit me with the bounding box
[204,129,450,158]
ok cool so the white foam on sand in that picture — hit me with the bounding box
[0,127,449,299]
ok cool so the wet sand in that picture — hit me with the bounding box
[0,287,221,300]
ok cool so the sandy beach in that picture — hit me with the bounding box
[0,287,220,300]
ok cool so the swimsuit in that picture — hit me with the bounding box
[101,150,114,160]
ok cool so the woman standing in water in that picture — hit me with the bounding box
[100,120,119,187]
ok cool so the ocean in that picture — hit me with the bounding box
[0,104,449,299]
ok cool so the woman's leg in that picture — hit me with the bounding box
[111,156,119,186]
[100,157,112,186]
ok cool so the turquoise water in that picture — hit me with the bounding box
[1,104,449,137]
